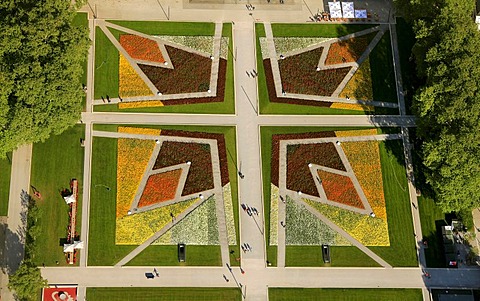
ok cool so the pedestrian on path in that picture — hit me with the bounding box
[153,268,159,277]
[241,204,247,212]
[246,207,252,216]
[246,243,252,251]
[246,71,251,77]
[101,96,105,103]
[411,202,417,209]
[226,263,232,272]
[106,95,111,103]
[280,221,286,228]
[249,71,255,78]
[240,267,245,274]
[252,207,258,215]
[241,245,246,253]
[252,69,258,76]
[223,274,229,282]
[280,195,286,204]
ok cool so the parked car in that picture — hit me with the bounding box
[145,272,155,279]
[178,243,186,262]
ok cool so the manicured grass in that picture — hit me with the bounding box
[269,288,423,301]
[0,154,12,216]
[271,23,375,37]
[261,127,417,267]
[73,12,89,109]
[89,125,239,266]
[30,125,85,266]
[369,139,417,267]
[285,246,379,267]
[87,287,242,301]
[94,22,234,114]
[418,195,447,267]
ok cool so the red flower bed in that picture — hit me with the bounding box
[263,59,332,107]
[325,32,377,65]
[154,141,213,196]
[286,143,346,196]
[140,45,212,94]
[317,170,364,208]
[120,34,165,63]
[278,48,351,96]
[271,132,336,187]
[161,130,229,186]
[138,169,182,207]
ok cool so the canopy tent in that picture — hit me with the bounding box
[328,2,343,18]
[63,194,76,204]
[63,241,84,253]
[355,9,367,18]
[342,2,355,18]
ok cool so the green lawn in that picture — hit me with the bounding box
[256,23,398,115]
[261,127,417,267]
[88,125,239,266]
[30,125,85,266]
[94,21,235,114]
[73,12,89,109]
[0,154,12,216]
[418,195,447,267]
[269,288,423,301]
[87,287,241,301]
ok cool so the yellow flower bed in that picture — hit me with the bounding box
[330,103,373,111]
[119,54,153,97]
[116,127,161,219]
[339,58,373,101]
[116,198,197,245]
[335,128,378,137]
[304,198,389,246]
[119,100,164,109]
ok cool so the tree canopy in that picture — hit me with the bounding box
[8,260,48,301]
[395,0,480,212]
[0,0,89,156]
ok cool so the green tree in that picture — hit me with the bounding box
[396,0,480,213]
[0,0,90,156]
[8,260,48,301]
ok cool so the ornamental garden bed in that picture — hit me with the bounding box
[261,126,417,267]
[93,21,234,114]
[88,125,240,266]
[256,23,398,115]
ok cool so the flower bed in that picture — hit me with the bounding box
[119,54,153,97]
[325,32,377,65]
[138,169,182,208]
[161,130,229,186]
[120,34,165,63]
[269,184,279,245]
[278,47,351,96]
[317,170,364,208]
[116,197,197,245]
[286,143,346,196]
[154,141,214,196]
[156,35,214,55]
[264,59,332,107]
[304,198,389,246]
[140,45,211,94]
[223,183,237,244]
[338,58,373,101]
[154,195,219,245]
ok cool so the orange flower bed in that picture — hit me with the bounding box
[138,169,182,207]
[325,32,376,65]
[120,34,165,63]
[317,170,364,209]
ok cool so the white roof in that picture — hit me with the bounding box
[342,2,355,18]
[63,194,76,204]
[328,2,341,11]
[63,241,84,253]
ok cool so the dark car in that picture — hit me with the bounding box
[178,243,186,262]
[322,244,330,263]
[145,272,155,279]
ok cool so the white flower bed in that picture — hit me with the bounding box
[154,195,219,245]
[273,37,333,56]
[259,37,270,59]
[219,37,229,60]
[155,35,214,55]
[223,183,237,245]
[269,184,279,245]
[285,196,337,246]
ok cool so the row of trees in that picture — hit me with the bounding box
[0,0,90,156]
[395,0,480,214]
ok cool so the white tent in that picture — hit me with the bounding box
[63,241,84,253]
[342,2,355,18]
[328,2,342,18]
[355,9,367,18]
[63,194,76,204]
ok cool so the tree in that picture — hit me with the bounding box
[0,0,90,156]
[8,261,48,301]
[395,0,480,213]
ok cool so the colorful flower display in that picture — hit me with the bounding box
[317,170,364,208]
[118,100,164,109]
[119,54,154,98]
[138,169,182,208]
[325,32,377,65]
[269,184,279,245]
[223,183,237,245]
[120,34,165,63]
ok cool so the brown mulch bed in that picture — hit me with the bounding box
[271,131,336,187]
[153,141,214,196]
[263,59,331,107]
[161,130,230,186]
[325,32,377,65]
[278,47,351,96]
[140,45,212,94]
